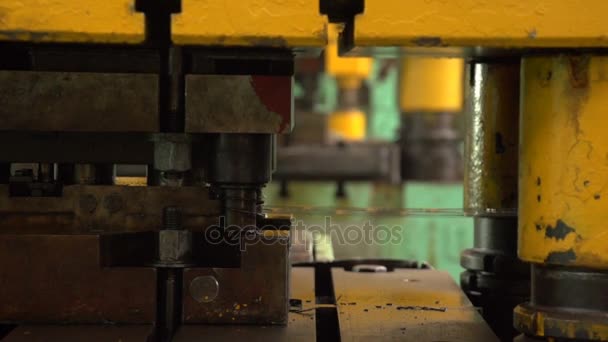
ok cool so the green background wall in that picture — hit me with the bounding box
[267,60,473,281]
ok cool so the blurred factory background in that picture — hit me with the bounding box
[268,51,470,281]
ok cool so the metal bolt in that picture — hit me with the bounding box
[189,276,219,303]
[152,134,192,172]
[163,206,182,230]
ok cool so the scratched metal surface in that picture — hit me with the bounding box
[332,268,498,341]
[173,268,315,342]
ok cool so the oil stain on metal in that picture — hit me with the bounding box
[495,133,506,154]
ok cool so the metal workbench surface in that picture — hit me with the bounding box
[2,267,496,341]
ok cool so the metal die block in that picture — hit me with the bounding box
[183,231,290,324]
[185,75,293,134]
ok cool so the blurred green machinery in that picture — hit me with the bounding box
[267,60,473,281]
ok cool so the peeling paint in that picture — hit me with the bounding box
[545,249,576,264]
[520,55,608,270]
[545,220,575,240]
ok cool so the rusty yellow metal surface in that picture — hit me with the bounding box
[326,24,372,81]
[0,0,144,43]
[332,269,499,341]
[172,0,327,47]
[328,109,366,142]
[463,62,519,216]
[399,57,464,112]
[519,55,608,269]
[514,304,608,340]
[355,0,608,48]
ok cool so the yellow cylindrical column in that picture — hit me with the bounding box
[327,109,367,142]
[399,56,464,181]
[399,56,464,113]
[325,24,372,142]
[519,55,608,269]
[515,55,608,341]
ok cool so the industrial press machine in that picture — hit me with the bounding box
[0,1,607,341]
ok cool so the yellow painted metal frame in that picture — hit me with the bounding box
[326,24,372,81]
[172,0,327,47]
[0,0,145,43]
[354,0,608,48]
[0,0,327,47]
[325,24,371,141]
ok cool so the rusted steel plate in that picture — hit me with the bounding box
[332,268,498,341]
[0,234,156,323]
[182,233,290,324]
[174,268,315,341]
[185,75,293,134]
[0,71,158,132]
[0,185,220,234]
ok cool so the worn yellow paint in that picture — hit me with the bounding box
[0,0,144,43]
[172,0,326,46]
[328,109,366,142]
[514,304,608,340]
[399,57,464,112]
[326,24,372,81]
[355,0,608,48]
[519,55,608,269]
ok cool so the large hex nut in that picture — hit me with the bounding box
[152,134,192,172]
[158,229,192,263]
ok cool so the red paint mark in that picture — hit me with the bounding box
[250,76,292,133]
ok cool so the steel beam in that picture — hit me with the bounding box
[0,0,145,43]
[343,0,608,54]
[172,0,326,47]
